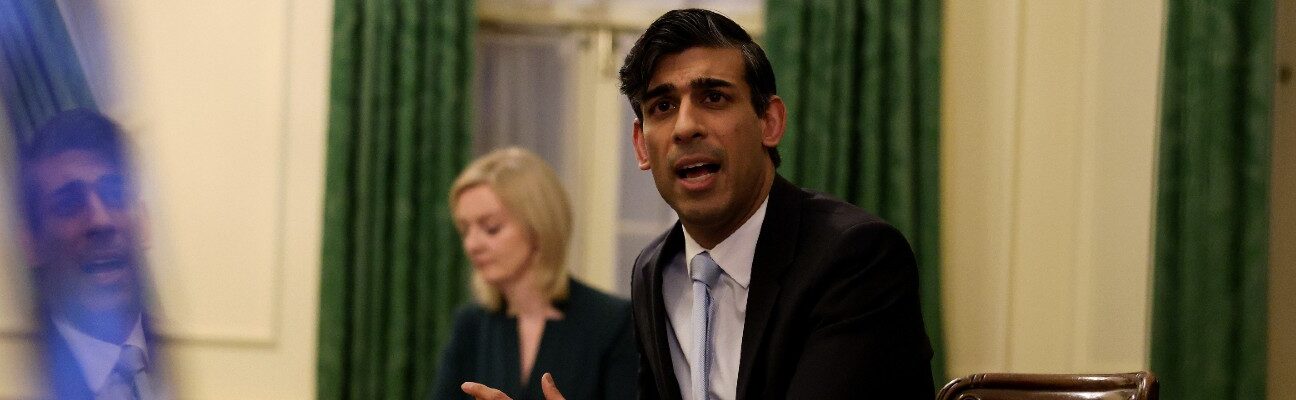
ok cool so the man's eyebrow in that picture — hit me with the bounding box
[48,181,84,199]
[643,77,736,103]
[691,77,735,90]
[95,172,125,185]
[643,83,677,103]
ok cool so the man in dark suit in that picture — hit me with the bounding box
[18,109,164,399]
[462,8,933,400]
[618,9,934,400]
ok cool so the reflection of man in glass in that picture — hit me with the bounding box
[19,109,159,399]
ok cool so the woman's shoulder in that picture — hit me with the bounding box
[449,302,495,330]
[565,278,631,316]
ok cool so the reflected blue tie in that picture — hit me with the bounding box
[112,344,155,400]
[690,252,722,400]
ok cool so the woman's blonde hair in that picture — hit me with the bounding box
[449,147,572,312]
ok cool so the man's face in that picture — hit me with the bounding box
[27,150,142,317]
[633,47,785,242]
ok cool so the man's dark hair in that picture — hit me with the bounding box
[18,109,132,232]
[619,8,781,167]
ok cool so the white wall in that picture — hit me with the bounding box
[941,0,1164,375]
[0,1,333,398]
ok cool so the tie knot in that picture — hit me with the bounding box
[690,252,723,287]
[116,344,148,375]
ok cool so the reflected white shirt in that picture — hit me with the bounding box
[663,196,768,400]
[53,315,147,393]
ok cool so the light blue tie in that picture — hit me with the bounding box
[690,252,722,400]
[107,344,154,400]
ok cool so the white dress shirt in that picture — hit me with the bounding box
[663,196,769,400]
[53,315,148,394]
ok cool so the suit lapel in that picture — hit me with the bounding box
[45,323,95,399]
[647,223,685,400]
[736,176,801,399]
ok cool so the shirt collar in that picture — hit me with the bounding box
[53,315,148,392]
[681,195,769,289]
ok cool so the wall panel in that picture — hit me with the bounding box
[942,0,1162,376]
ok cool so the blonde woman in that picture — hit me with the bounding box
[430,148,636,400]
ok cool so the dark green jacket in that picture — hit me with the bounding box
[430,278,637,400]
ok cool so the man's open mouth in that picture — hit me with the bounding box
[676,162,721,180]
[80,258,128,274]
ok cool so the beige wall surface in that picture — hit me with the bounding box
[941,0,1164,376]
[107,1,332,398]
[0,1,333,399]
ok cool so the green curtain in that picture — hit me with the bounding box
[1150,0,1273,399]
[0,0,97,143]
[765,0,945,386]
[316,1,475,399]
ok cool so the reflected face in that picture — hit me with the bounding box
[28,150,142,317]
[633,47,783,238]
[453,185,537,289]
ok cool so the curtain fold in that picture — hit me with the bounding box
[1151,0,1273,399]
[0,0,97,143]
[765,0,945,385]
[316,1,474,399]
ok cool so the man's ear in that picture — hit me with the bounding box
[633,118,651,171]
[760,95,787,148]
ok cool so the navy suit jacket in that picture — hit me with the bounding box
[630,176,934,399]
